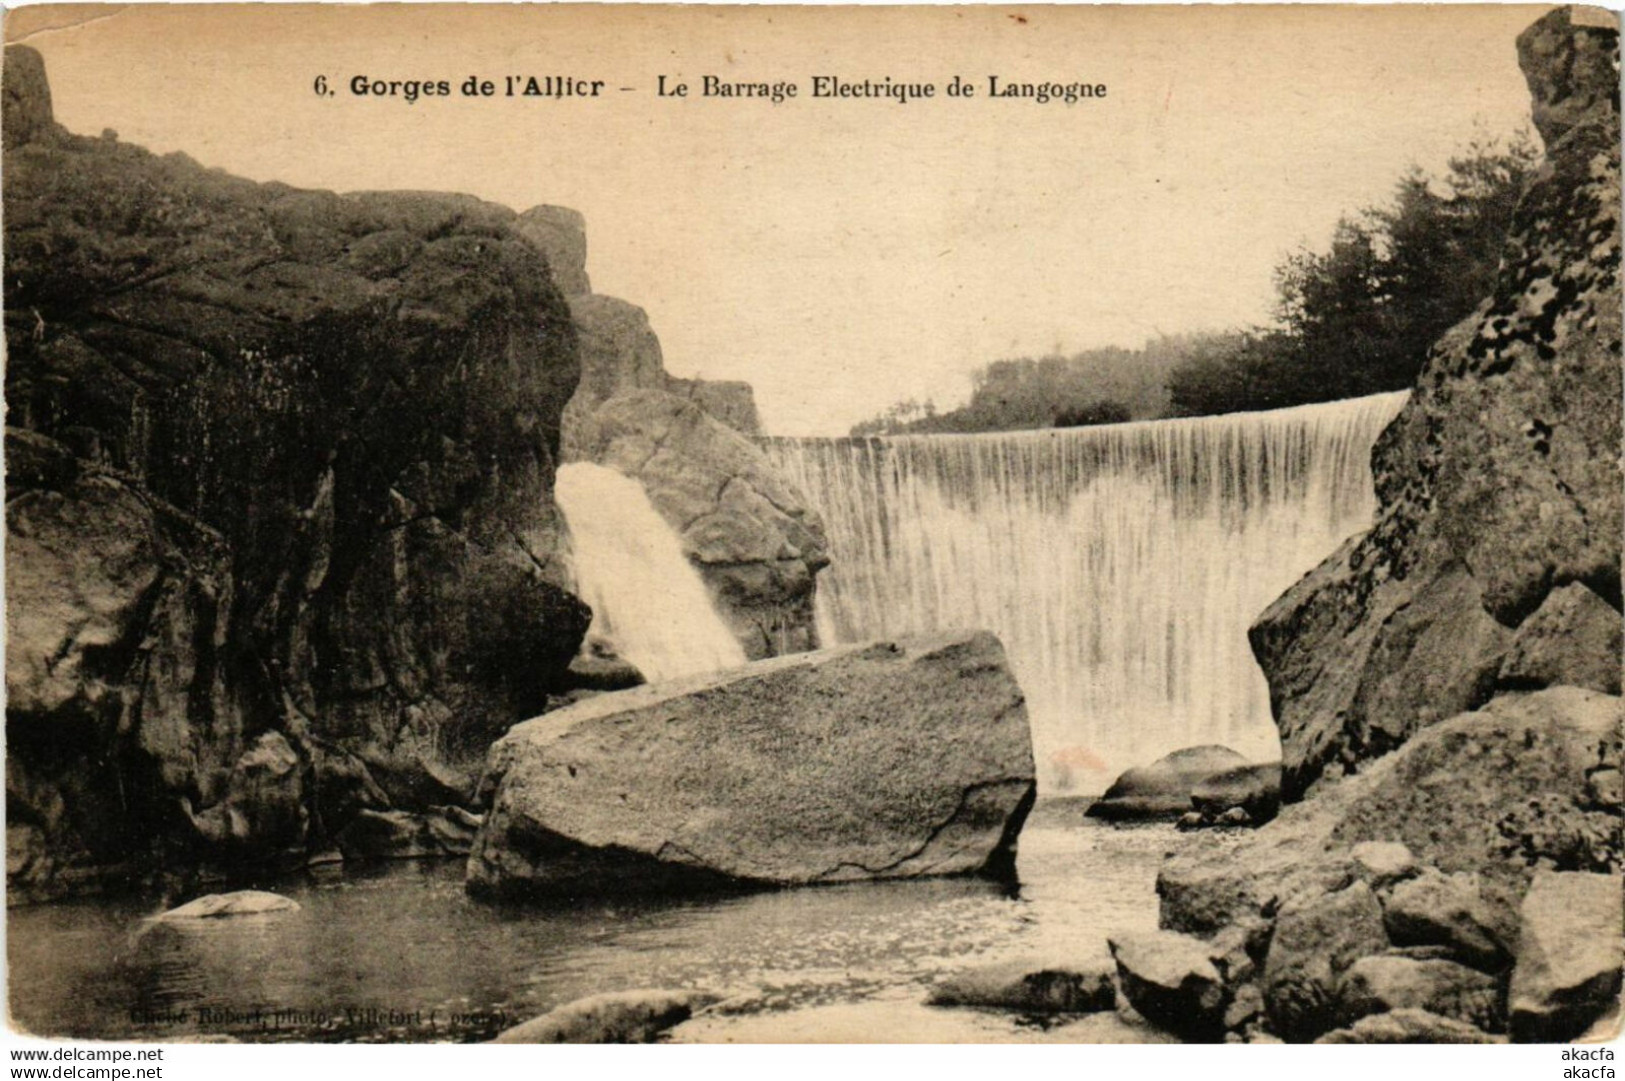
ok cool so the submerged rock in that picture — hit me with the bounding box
[467,631,1036,898]
[926,958,1116,1014]
[1509,870,1624,1042]
[1107,930,1228,1040]
[1086,746,1248,821]
[489,989,716,1044]
[155,890,299,920]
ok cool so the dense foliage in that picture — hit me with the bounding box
[1168,135,1539,416]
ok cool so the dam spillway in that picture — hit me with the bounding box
[763,391,1409,792]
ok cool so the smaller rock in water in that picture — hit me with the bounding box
[1191,762,1282,824]
[155,890,300,920]
[1337,956,1502,1033]
[1383,869,1514,971]
[489,989,717,1044]
[1350,841,1421,890]
[1509,871,1624,1042]
[1316,1008,1505,1045]
[1087,745,1248,821]
[1108,930,1228,1040]
[926,958,1116,1014]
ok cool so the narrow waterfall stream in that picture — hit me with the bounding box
[555,461,746,682]
[764,392,1408,792]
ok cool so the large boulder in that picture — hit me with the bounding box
[1249,7,1622,800]
[467,631,1036,898]
[559,295,669,453]
[1508,870,1624,1041]
[569,389,829,659]
[515,205,591,297]
[5,47,591,900]
[1085,746,1248,821]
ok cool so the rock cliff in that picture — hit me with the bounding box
[539,223,827,659]
[5,46,593,900]
[1154,8,1622,1045]
[1250,6,1623,800]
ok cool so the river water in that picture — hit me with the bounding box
[8,806,1190,1043]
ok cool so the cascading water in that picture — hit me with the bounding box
[555,461,747,682]
[764,391,1408,793]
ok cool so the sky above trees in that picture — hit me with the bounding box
[17,3,1545,435]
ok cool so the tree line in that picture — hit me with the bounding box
[851,135,1538,436]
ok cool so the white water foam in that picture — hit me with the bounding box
[764,392,1408,792]
[555,461,746,683]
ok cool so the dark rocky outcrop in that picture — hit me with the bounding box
[1249,5,1623,800]
[1085,745,1248,821]
[1157,687,1619,1042]
[569,389,828,659]
[5,46,593,901]
[334,807,482,861]
[466,631,1036,898]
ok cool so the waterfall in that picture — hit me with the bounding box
[555,462,747,682]
[764,392,1408,793]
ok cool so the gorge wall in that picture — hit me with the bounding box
[1251,5,1623,802]
[528,220,828,661]
[4,43,827,903]
[4,47,603,901]
[1149,10,1621,1045]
